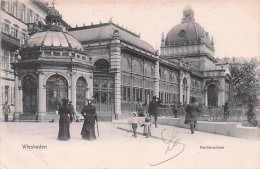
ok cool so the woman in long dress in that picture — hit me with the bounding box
[58,99,73,140]
[81,98,97,140]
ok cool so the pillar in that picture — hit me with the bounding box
[179,71,183,104]
[71,72,76,109]
[154,58,160,98]
[14,72,20,121]
[38,72,46,121]
[219,78,225,106]
[110,30,122,119]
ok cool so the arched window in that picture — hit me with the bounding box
[133,60,142,75]
[46,74,68,112]
[76,77,87,112]
[121,56,131,72]
[22,75,37,114]
[94,59,110,72]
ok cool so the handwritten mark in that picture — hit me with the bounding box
[149,128,185,166]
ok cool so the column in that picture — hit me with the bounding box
[179,71,183,104]
[14,73,20,121]
[205,90,208,106]
[110,30,122,119]
[38,72,46,121]
[71,72,77,110]
[219,78,225,106]
[154,58,160,98]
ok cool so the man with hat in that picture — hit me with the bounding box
[148,96,161,128]
[81,97,98,140]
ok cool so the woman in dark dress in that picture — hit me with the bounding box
[58,99,73,140]
[81,98,97,140]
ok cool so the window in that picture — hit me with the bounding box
[11,27,18,38]
[20,32,26,45]
[2,23,10,34]
[122,86,126,101]
[21,5,26,22]
[2,50,10,70]
[5,86,9,103]
[1,86,4,104]
[12,1,17,16]
[27,9,33,23]
[127,88,130,101]
[35,14,39,23]
[179,30,185,37]
[10,52,15,63]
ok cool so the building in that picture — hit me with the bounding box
[0,0,70,120]
[11,4,231,121]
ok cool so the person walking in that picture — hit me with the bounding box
[224,101,229,121]
[136,99,144,117]
[148,96,161,128]
[2,101,10,122]
[58,99,73,140]
[81,98,97,141]
[185,97,200,134]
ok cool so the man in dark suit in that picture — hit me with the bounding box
[185,97,200,134]
[148,96,161,128]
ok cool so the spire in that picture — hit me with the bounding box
[161,32,165,47]
[161,32,165,42]
[182,5,195,23]
[109,17,113,23]
[211,36,214,46]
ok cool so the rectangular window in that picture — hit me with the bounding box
[2,86,4,104]
[139,89,142,102]
[127,87,130,101]
[133,88,136,102]
[10,52,15,63]
[5,86,9,103]
[27,9,32,23]
[123,87,126,101]
[3,51,10,70]
[35,14,39,23]
[4,23,10,34]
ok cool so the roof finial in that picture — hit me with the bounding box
[161,32,165,42]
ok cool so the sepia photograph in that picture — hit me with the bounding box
[0,0,260,168]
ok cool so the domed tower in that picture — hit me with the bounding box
[12,5,93,122]
[161,5,215,71]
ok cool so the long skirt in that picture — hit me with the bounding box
[81,116,96,140]
[58,116,71,140]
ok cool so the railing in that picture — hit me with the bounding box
[157,106,253,123]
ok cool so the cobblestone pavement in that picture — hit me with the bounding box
[0,121,259,169]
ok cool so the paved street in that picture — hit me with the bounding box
[0,121,259,169]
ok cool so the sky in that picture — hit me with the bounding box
[51,0,260,59]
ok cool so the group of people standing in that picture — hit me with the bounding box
[58,98,97,141]
[131,96,161,138]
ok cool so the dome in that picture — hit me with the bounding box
[23,30,84,51]
[165,5,212,48]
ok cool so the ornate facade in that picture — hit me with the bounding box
[10,5,230,121]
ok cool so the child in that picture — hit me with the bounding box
[141,116,151,138]
[131,112,139,138]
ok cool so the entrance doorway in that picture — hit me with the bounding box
[46,74,68,113]
[22,75,37,114]
[93,59,114,121]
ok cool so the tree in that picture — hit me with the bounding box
[229,59,259,126]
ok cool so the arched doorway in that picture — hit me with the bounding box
[22,75,38,114]
[76,77,87,112]
[207,84,218,107]
[93,59,114,121]
[46,74,68,112]
[183,78,188,104]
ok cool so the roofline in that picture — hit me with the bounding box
[68,22,140,38]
